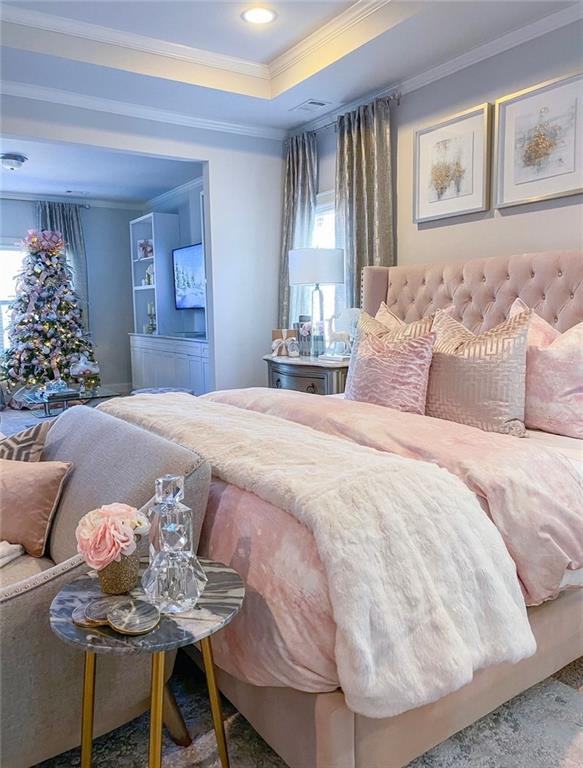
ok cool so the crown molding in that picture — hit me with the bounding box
[0,5,270,80]
[0,81,287,141]
[0,191,146,209]
[1,2,404,99]
[295,1,583,133]
[269,0,392,79]
[146,177,204,210]
[2,2,386,84]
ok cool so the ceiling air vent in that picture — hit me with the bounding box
[289,99,332,114]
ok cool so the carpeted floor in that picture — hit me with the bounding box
[36,653,583,768]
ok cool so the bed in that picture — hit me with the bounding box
[102,250,583,768]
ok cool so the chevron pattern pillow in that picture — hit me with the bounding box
[0,421,53,461]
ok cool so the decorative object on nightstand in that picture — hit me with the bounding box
[288,248,344,357]
[271,329,298,356]
[50,560,244,768]
[264,354,349,395]
[325,307,362,357]
[76,503,150,595]
[294,315,312,357]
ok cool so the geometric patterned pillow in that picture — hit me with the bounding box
[0,421,53,461]
[374,302,435,339]
[426,310,531,436]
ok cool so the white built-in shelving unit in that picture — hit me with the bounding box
[130,212,180,336]
[128,209,211,394]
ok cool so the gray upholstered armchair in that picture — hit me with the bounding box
[0,406,211,768]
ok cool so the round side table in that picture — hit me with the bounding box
[50,558,244,768]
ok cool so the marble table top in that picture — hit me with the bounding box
[50,559,244,656]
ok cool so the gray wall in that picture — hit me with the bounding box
[81,205,135,387]
[0,198,136,387]
[318,22,583,265]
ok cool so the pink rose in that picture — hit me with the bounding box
[78,517,137,570]
[98,503,149,536]
[75,503,145,570]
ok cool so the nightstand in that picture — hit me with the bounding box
[263,355,349,395]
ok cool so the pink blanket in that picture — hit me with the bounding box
[204,388,583,606]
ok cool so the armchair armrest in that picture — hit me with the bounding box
[0,554,87,604]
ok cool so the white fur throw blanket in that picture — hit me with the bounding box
[101,393,536,718]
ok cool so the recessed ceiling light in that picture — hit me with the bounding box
[241,7,277,24]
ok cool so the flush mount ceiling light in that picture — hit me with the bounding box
[241,7,277,24]
[1,153,28,171]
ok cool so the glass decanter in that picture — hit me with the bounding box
[142,474,207,614]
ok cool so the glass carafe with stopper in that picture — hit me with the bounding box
[142,474,207,613]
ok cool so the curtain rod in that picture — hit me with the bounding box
[309,91,401,136]
[0,194,91,208]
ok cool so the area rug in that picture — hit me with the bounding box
[36,654,583,768]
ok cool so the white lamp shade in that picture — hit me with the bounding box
[288,248,344,286]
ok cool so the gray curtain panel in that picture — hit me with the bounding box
[37,201,90,330]
[278,132,318,328]
[335,97,395,309]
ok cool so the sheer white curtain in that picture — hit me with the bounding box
[277,132,318,327]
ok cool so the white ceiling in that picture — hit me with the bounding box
[5,1,354,62]
[0,137,202,202]
[0,0,580,140]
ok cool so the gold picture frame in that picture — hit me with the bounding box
[414,103,491,223]
[494,72,583,209]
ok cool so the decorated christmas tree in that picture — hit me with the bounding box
[0,229,100,389]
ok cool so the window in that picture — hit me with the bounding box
[312,193,343,320]
[0,249,24,353]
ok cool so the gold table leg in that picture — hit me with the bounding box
[81,651,96,768]
[201,636,230,768]
[149,651,166,768]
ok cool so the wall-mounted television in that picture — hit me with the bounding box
[172,243,206,310]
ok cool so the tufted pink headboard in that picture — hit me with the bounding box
[362,251,583,333]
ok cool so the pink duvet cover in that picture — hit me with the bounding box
[199,388,582,694]
[199,480,338,692]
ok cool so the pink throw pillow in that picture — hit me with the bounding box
[345,327,436,414]
[509,298,583,439]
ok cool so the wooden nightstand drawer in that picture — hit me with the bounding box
[270,369,326,395]
[264,356,349,396]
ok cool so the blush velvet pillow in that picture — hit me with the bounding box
[509,298,583,439]
[346,314,436,413]
[0,458,71,556]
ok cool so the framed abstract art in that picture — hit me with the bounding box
[494,73,583,208]
[414,103,491,223]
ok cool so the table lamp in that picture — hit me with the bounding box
[288,247,344,356]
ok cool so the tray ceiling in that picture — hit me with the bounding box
[0,1,580,136]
